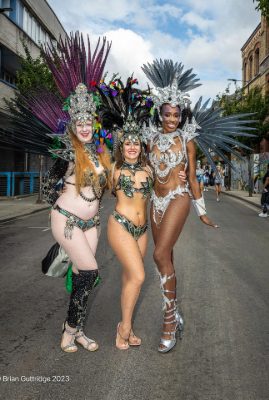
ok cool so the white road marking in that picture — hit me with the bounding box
[28,227,51,231]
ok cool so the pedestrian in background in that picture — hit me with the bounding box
[203,165,210,191]
[259,163,269,218]
[213,164,224,202]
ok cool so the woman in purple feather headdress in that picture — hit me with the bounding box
[39,33,112,353]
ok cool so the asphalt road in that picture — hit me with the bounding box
[0,191,268,400]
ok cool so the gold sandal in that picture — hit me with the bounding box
[61,322,78,353]
[116,323,129,350]
[75,330,99,352]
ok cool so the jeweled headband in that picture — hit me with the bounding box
[67,83,97,123]
[120,114,142,143]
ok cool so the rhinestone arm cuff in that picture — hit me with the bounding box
[192,196,206,216]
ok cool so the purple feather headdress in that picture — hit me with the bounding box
[22,90,70,133]
[43,32,112,98]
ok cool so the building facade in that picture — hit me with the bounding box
[0,0,66,193]
[241,15,269,155]
[241,16,269,96]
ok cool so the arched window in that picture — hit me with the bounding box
[243,60,247,84]
[249,55,253,80]
[254,47,260,76]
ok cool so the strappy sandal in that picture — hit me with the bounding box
[128,329,142,346]
[75,330,99,352]
[61,322,78,353]
[116,322,129,350]
[157,272,184,353]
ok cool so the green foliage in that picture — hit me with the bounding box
[253,0,269,20]
[16,40,58,96]
[216,86,269,153]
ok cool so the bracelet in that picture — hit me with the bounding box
[192,197,207,216]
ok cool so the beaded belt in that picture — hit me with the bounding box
[53,204,100,239]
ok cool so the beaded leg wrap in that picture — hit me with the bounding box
[67,269,99,330]
[157,271,184,353]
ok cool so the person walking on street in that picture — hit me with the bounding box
[214,164,224,202]
[259,163,269,218]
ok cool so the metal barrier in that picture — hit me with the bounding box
[0,172,39,197]
[0,172,12,196]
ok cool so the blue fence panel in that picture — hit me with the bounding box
[0,172,39,197]
[0,173,12,196]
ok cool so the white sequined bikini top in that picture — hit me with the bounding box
[149,130,189,179]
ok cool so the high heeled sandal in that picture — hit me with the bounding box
[128,329,142,346]
[116,323,130,350]
[158,304,180,353]
[61,322,78,353]
[157,272,184,353]
[75,330,99,352]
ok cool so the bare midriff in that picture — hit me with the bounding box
[114,169,151,226]
[56,174,99,220]
[115,192,148,226]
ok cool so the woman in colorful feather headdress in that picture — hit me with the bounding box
[98,77,153,349]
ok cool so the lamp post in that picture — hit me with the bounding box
[227,79,253,197]
[227,78,249,94]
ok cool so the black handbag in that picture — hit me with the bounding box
[42,242,69,277]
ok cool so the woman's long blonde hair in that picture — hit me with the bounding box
[69,129,112,193]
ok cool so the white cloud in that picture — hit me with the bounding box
[47,0,261,100]
[181,12,215,31]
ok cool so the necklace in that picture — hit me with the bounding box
[85,143,99,167]
[79,190,98,204]
[121,161,143,176]
[154,130,179,152]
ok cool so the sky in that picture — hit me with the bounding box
[47,0,260,105]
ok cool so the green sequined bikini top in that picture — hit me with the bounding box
[114,161,153,199]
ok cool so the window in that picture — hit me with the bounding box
[21,6,53,46]
[3,1,54,47]
[243,61,247,84]
[249,55,253,80]
[254,47,260,76]
[0,45,20,88]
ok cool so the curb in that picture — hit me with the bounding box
[220,191,260,209]
[0,205,50,223]
[0,194,38,201]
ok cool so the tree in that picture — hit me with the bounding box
[253,0,269,20]
[216,86,269,196]
[15,40,58,96]
[3,41,60,202]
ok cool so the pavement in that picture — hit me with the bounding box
[0,190,268,400]
[0,194,49,222]
[0,188,262,222]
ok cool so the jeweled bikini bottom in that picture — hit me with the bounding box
[53,204,100,239]
[151,185,190,224]
[112,210,147,241]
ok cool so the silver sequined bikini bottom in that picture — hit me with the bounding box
[151,185,190,224]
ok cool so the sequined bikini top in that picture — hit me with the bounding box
[149,131,188,180]
[114,161,153,199]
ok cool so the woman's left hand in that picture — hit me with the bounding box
[200,215,219,228]
[178,170,187,184]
